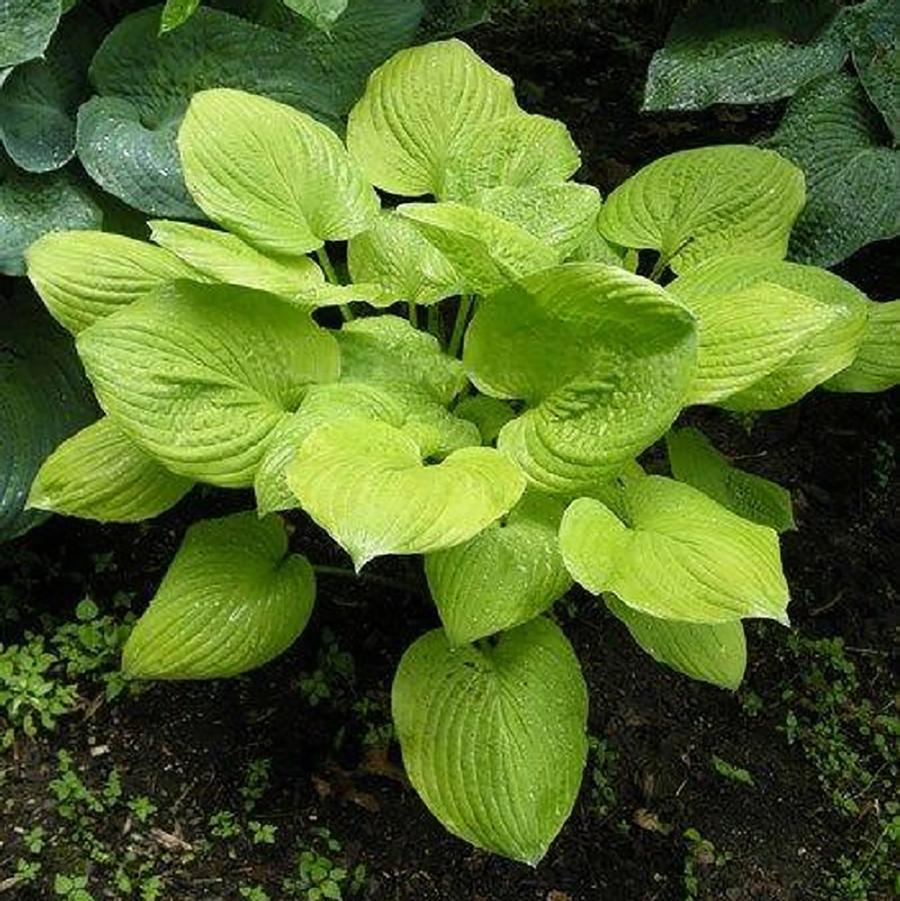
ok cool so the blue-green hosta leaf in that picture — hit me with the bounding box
[27,416,193,522]
[0,6,103,172]
[598,145,805,275]
[398,202,559,296]
[425,491,571,646]
[666,427,794,532]
[347,211,462,306]
[76,281,339,487]
[465,263,697,493]
[825,300,900,392]
[179,88,378,258]
[347,39,519,197]
[149,220,324,299]
[441,112,581,201]
[0,0,60,69]
[26,230,202,334]
[560,476,789,625]
[769,72,900,267]
[605,595,746,691]
[392,617,587,864]
[643,0,846,111]
[287,418,525,568]
[668,255,868,410]
[160,0,201,33]
[0,162,102,276]
[454,395,516,444]
[281,0,348,30]
[472,183,602,258]
[0,288,97,541]
[123,512,315,679]
[336,314,467,404]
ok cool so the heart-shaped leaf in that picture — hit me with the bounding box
[123,511,315,679]
[825,299,900,392]
[392,617,588,864]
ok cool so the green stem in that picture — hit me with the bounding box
[316,246,353,321]
[313,564,418,594]
[649,252,668,283]
[427,304,442,343]
[448,295,473,358]
[407,301,419,329]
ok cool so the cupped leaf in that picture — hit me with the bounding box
[347,39,519,197]
[425,492,571,645]
[1,288,97,541]
[398,201,559,296]
[0,162,102,276]
[123,511,315,679]
[178,88,379,258]
[149,220,324,298]
[28,416,193,522]
[26,230,202,334]
[666,427,794,532]
[643,0,847,111]
[668,255,868,409]
[160,0,202,33]
[605,595,746,691]
[465,263,697,493]
[769,72,900,267]
[287,418,525,568]
[76,281,339,487]
[392,617,587,864]
[825,299,900,392]
[0,6,103,172]
[347,211,462,306]
[597,145,805,275]
[560,476,789,625]
[0,0,60,69]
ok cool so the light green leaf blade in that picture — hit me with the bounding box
[454,395,516,444]
[0,287,97,541]
[27,416,193,522]
[76,281,339,487]
[643,0,846,111]
[666,427,794,532]
[160,0,202,33]
[0,0,60,69]
[149,220,324,299]
[597,145,805,275]
[425,491,571,645]
[442,111,581,201]
[179,88,378,258]
[392,617,587,864]
[347,211,462,306]
[398,201,560,296]
[769,72,900,267]
[560,476,789,625]
[123,512,315,679]
[281,0,348,30]
[287,418,525,568]
[606,595,746,691]
[465,263,697,493]
[825,299,900,392]
[347,39,519,197]
[26,230,202,334]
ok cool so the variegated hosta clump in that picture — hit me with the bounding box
[24,39,899,865]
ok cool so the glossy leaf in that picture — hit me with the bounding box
[825,300,900,392]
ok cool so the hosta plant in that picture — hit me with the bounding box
[23,39,900,864]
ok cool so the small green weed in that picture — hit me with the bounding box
[585,735,618,819]
[711,755,754,787]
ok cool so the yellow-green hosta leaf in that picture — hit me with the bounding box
[287,418,525,568]
[666,427,794,532]
[454,395,516,444]
[123,512,315,679]
[472,183,602,258]
[346,39,518,197]
[398,201,560,297]
[425,491,571,646]
[605,595,746,691]
[560,476,789,624]
[825,300,900,393]
[392,617,588,865]
[347,211,462,306]
[465,263,696,493]
[442,111,581,201]
[77,282,339,488]
[598,145,805,274]
[26,231,202,335]
[669,255,868,410]
[179,88,379,257]
[149,220,325,299]
[27,416,193,522]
